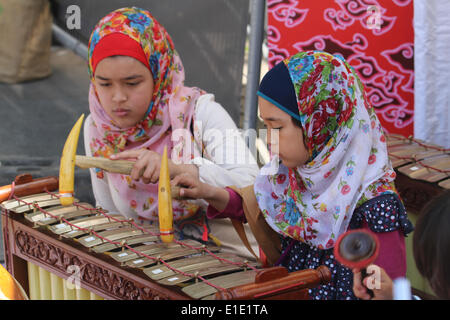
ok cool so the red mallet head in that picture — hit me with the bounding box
[334,229,380,270]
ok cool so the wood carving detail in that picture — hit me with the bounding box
[395,172,444,214]
[1,212,13,272]
[14,230,170,300]
[397,186,432,213]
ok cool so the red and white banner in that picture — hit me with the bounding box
[267,0,414,137]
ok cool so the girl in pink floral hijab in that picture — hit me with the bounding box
[84,8,260,258]
[86,7,204,221]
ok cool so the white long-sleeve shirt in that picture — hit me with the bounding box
[84,94,260,259]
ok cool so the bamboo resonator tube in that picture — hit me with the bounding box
[75,155,181,199]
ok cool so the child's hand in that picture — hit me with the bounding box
[352,265,393,300]
[171,172,209,199]
[110,149,167,183]
[172,172,231,211]
[110,149,198,184]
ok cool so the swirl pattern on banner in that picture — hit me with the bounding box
[267,0,414,137]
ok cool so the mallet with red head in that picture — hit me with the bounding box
[334,229,380,298]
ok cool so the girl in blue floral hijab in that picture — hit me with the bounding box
[173,51,413,299]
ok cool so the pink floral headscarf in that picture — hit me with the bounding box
[87,7,204,220]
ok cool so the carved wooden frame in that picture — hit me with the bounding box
[2,210,189,300]
[395,171,445,214]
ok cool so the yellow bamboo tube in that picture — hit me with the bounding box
[26,261,103,300]
[90,291,103,300]
[75,287,90,300]
[62,279,76,300]
[38,266,51,300]
[27,262,40,300]
[49,273,64,300]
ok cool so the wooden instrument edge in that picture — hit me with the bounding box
[214,265,331,300]
[0,174,58,203]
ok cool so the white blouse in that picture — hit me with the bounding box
[83,94,260,260]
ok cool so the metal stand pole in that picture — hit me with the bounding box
[52,24,88,60]
[243,0,266,131]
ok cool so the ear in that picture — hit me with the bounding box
[291,116,303,128]
[291,117,306,144]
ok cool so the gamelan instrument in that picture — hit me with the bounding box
[386,134,450,213]
[1,174,331,300]
[1,115,332,300]
[59,114,179,243]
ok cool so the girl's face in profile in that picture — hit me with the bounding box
[94,56,154,129]
[259,96,309,169]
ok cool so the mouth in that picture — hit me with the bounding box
[113,108,130,117]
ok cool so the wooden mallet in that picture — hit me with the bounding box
[74,155,181,199]
[58,114,180,200]
[334,229,380,298]
[59,115,178,242]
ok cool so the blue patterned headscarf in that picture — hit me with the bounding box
[254,51,397,250]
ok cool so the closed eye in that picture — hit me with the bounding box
[126,81,141,86]
[262,123,282,130]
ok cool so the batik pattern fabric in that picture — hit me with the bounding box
[87,7,206,221]
[255,51,399,250]
[266,0,414,137]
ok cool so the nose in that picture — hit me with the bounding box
[112,86,128,103]
[267,129,279,155]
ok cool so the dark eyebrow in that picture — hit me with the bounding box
[95,75,144,81]
[262,117,282,122]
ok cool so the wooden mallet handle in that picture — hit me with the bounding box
[76,155,134,174]
[75,155,181,199]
